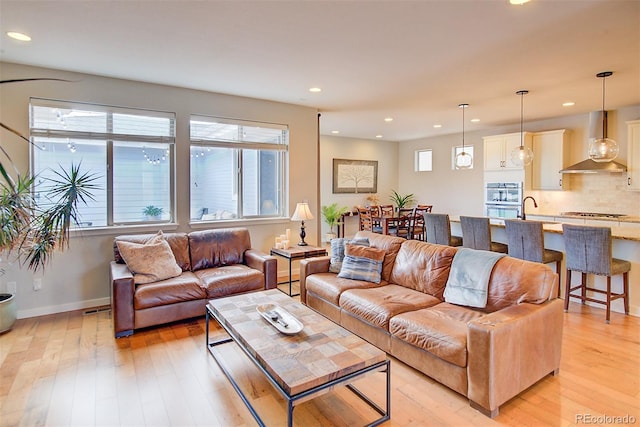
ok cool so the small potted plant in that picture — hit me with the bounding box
[143,205,163,221]
[321,203,349,242]
[389,190,415,211]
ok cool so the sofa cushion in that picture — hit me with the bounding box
[340,284,440,330]
[116,232,183,284]
[114,231,191,271]
[390,240,457,300]
[306,272,385,305]
[195,265,264,298]
[338,244,386,283]
[329,237,370,273]
[390,302,486,368]
[134,271,206,309]
[189,228,251,270]
[354,231,405,282]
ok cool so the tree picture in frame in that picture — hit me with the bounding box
[333,158,378,194]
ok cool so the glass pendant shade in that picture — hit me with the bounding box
[588,71,618,162]
[511,145,534,167]
[510,90,533,167]
[454,103,472,169]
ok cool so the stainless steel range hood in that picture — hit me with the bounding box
[559,158,626,174]
[560,111,627,174]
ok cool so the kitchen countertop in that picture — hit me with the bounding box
[450,215,640,242]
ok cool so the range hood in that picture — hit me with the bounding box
[559,111,627,174]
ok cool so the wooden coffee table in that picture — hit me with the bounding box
[206,289,390,427]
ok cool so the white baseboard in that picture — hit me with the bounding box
[17,297,111,319]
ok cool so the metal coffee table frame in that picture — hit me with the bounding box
[206,304,390,427]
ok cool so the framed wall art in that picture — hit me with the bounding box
[332,158,378,194]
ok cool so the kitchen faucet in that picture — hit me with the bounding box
[519,196,538,220]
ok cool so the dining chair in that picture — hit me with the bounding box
[504,219,563,295]
[460,216,507,253]
[416,204,433,213]
[562,224,630,323]
[358,206,382,233]
[424,213,462,246]
[380,204,394,217]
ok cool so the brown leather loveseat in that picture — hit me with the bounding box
[110,227,277,338]
[300,231,563,417]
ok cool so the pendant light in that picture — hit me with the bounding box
[588,71,619,162]
[510,90,534,167]
[454,103,472,169]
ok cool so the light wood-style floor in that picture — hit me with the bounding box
[1,300,638,426]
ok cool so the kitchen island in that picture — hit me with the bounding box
[450,215,640,318]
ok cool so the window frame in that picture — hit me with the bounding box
[189,115,289,223]
[29,98,177,229]
[415,149,433,172]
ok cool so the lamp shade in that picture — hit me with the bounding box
[291,202,314,221]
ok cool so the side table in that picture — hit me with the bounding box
[270,245,328,297]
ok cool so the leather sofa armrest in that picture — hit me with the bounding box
[466,299,564,417]
[245,249,278,290]
[299,256,331,304]
[110,261,135,338]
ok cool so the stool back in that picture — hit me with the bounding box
[562,224,612,275]
[504,219,544,262]
[460,216,492,251]
[425,213,453,245]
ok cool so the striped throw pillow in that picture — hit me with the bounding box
[329,237,370,273]
[337,243,385,283]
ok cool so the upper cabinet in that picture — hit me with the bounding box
[530,129,570,191]
[483,132,531,171]
[627,120,640,191]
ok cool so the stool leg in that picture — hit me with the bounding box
[623,272,630,315]
[556,260,561,297]
[580,273,587,304]
[564,269,571,312]
[605,276,612,324]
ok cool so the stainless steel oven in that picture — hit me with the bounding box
[485,182,522,219]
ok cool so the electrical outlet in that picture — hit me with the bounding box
[33,278,42,292]
[7,281,17,294]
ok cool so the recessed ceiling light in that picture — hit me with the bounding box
[7,31,31,41]
[309,87,322,93]
[471,118,480,123]
[384,117,393,122]
[375,135,383,138]
[433,124,442,128]
[509,0,530,5]
[331,130,340,134]
[562,101,575,107]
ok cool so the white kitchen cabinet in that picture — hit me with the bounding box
[530,129,570,190]
[627,120,640,191]
[483,132,531,171]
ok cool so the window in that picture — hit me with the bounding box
[415,149,433,172]
[30,99,175,227]
[452,145,474,169]
[190,116,288,221]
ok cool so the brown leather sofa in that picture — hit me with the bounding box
[300,231,563,417]
[110,227,277,338]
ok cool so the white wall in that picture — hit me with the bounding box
[319,135,399,239]
[0,62,319,318]
[398,105,640,218]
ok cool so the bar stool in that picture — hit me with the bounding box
[424,213,462,247]
[504,219,563,296]
[460,216,508,253]
[562,224,630,323]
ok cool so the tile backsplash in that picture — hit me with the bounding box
[530,173,640,216]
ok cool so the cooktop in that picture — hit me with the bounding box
[560,212,627,219]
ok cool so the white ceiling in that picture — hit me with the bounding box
[1,0,639,141]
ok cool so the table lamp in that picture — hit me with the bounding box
[291,202,313,246]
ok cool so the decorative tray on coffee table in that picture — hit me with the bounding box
[256,303,303,335]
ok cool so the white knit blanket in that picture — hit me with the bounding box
[443,248,505,308]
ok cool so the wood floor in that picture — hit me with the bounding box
[1,300,638,427]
